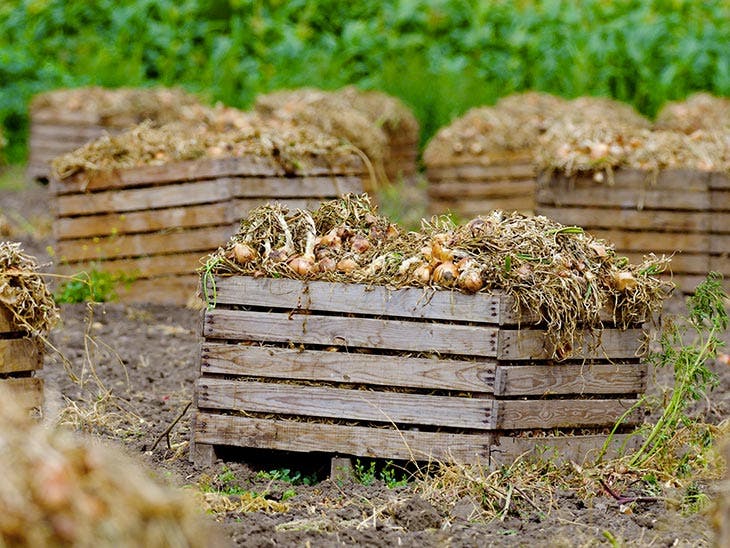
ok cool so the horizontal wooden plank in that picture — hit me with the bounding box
[30,123,113,140]
[429,196,534,217]
[55,179,234,216]
[1,377,43,411]
[193,412,490,462]
[426,158,534,179]
[541,169,712,192]
[57,251,206,278]
[113,274,202,306]
[53,155,366,194]
[709,172,730,190]
[496,328,645,361]
[537,186,709,211]
[0,338,43,374]
[588,229,708,253]
[203,308,499,357]
[711,214,730,233]
[490,433,637,467]
[54,177,362,217]
[55,225,233,262]
[709,254,730,275]
[428,179,535,200]
[209,276,516,324]
[30,110,128,126]
[710,190,730,212]
[196,378,494,429]
[54,203,235,239]
[495,398,640,429]
[231,176,363,198]
[494,362,647,396]
[711,234,730,254]
[0,306,20,332]
[201,343,496,393]
[536,206,712,233]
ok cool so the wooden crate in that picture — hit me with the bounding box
[191,276,648,466]
[51,155,366,305]
[426,153,536,219]
[0,306,44,412]
[536,168,730,293]
[27,109,131,183]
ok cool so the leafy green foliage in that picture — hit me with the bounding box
[256,468,317,486]
[54,269,134,303]
[354,459,409,488]
[629,273,727,470]
[2,1,729,162]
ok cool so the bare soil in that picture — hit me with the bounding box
[2,179,727,547]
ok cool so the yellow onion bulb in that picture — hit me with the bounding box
[432,261,458,286]
[336,258,359,273]
[231,242,256,264]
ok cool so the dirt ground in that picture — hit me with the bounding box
[2,178,728,547]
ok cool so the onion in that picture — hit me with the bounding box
[336,258,359,273]
[612,271,637,291]
[288,255,315,276]
[351,234,371,254]
[432,237,453,262]
[386,225,400,239]
[458,270,483,293]
[589,242,609,258]
[420,245,433,261]
[432,261,458,286]
[364,213,378,225]
[268,249,289,263]
[412,264,432,284]
[317,257,337,272]
[320,228,341,248]
[231,242,256,264]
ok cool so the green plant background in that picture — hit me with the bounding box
[1,0,729,163]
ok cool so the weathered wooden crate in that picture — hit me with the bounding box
[0,306,44,413]
[51,155,366,305]
[191,276,648,467]
[536,168,730,293]
[27,110,129,183]
[426,152,536,219]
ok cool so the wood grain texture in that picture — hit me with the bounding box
[536,206,711,233]
[54,203,236,239]
[55,225,233,262]
[429,179,535,199]
[196,378,494,429]
[0,338,43,374]
[201,343,496,392]
[193,412,490,462]
[113,275,202,305]
[496,328,645,361]
[430,196,534,217]
[426,158,534,179]
[540,168,711,192]
[489,433,638,467]
[203,308,499,357]
[495,398,640,429]
[230,176,363,198]
[57,251,206,279]
[210,276,509,324]
[53,155,366,194]
[493,362,647,396]
[537,186,709,211]
[587,229,708,253]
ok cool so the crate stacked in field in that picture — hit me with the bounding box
[0,243,58,414]
[535,120,730,293]
[254,86,420,184]
[50,118,368,305]
[191,196,667,467]
[27,87,207,182]
[424,94,652,220]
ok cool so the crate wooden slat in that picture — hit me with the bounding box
[536,168,729,292]
[52,155,366,305]
[426,155,536,218]
[192,276,649,466]
[0,307,44,413]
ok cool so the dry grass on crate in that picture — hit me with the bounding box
[654,92,730,134]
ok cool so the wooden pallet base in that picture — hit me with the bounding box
[191,413,636,468]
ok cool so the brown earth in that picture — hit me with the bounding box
[1,177,728,546]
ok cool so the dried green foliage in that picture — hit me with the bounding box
[0,241,58,334]
[0,387,220,547]
[203,194,669,356]
[654,93,730,134]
